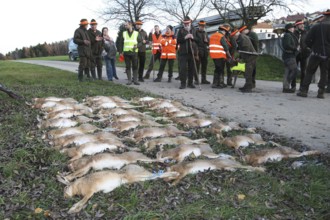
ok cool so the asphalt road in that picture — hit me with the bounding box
[17,60,330,152]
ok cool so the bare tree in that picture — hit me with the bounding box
[156,0,210,23]
[209,0,305,28]
[100,0,158,25]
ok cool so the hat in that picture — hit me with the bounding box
[135,20,143,25]
[218,25,230,32]
[294,19,304,26]
[322,9,330,15]
[79,19,89,26]
[285,23,294,30]
[183,16,191,24]
[167,25,173,31]
[198,20,206,26]
[90,19,98,25]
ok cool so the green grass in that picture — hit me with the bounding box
[31,53,285,81]
[0,61,329,219]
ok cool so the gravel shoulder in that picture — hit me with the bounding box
[17,60,330,152]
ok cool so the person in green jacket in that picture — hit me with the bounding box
[73,19,92,82]
[282,23,299,93]
[88,19,103,80]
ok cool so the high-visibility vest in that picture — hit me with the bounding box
[123,31,138,52]
[152,34,162,54]
[209,32,227,59]
[160,35,177,59]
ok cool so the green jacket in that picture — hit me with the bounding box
[247,31,259,52]
[282,31,298,60]
[137,29,148,52]
[73,26,91,58]
[88,28,103,57]
[236,34,257,61]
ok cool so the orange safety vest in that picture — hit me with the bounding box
[160,35,177,59]
[209,32,227,59]
[152,33,162,54]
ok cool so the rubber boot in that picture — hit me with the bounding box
[97,67,102,80]
[143,71,150,79]
[227,72,233,86]
[317,88,325,99]
[219,74,227,88]
[132,70,140,85]
[84,68,91,80]
[212,74,220,88]
[78,69,84,82]
[90,68,97,80]
[126,71,132,85]
[201,74,210,84]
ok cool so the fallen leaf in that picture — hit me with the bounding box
[34,207,43,214]
[237,194,246,201]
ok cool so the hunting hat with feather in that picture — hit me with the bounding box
[135,20,143,25]
[79,19,89,26]
[90,19,98,25]
[183,16,192,24]
[322,9,330,15]
[294,19,304,26]
[285,23,294,30]
[198,20,206,26]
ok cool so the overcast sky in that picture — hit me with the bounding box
[0,0,329,55]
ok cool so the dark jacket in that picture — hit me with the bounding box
[246,31,259,52]
[196,28,209,55]
[305,17,330,58]
[294,29,311,58]
[88,29,103,57]
[73,26,91,57]
[137,29,148,52]
[225,33,237,55]
[236,33,257,61]
[282,31,298,60]
[104,40,117,59]
[177,27,200,56]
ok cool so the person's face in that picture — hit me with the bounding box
[242,29,249,34]
[125,22,132,30]
[155,26,160,32]
[136,24,142,29]
[184,23,191,30]
[199,25,205,31]
[288,27,294,33]
[297,24,304,31]
[103,28,108,35]
[91,24,97,31]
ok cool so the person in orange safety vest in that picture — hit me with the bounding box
[153,25,177,82]
[143,25,163,79]
[209,24,230,88]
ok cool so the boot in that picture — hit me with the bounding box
[175,76,180,80]
[78,69,84,82]
[227,72,233,86]
[187,84,196,88]
[297,90,308,97]
[90,68,97,80]
[168,77,172,83]
[138,77,144,82]
[179,84,186,89]
[143,72,150,79]
[212,74,220,88]
[317,88,325,99]
[126,71,132,85]
[201,75,210,84]
[132,70,139,85]
[84,68,91,80]
[239,83,252,93]
[219,74,227,88]
[97,67,102,80]
[154,77,161,82]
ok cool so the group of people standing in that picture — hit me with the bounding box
[73,10,329,98]
[115,16,259,92]
[73,19,118,82]
[282,9,330,98]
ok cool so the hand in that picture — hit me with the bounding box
[96,36,103,41]
[143,40,146,44]
[83,40,90,45]
[185,34,193,39]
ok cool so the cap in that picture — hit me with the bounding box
[90,19,98,25]
[79,19,89,26]
[135,20,143,25]
[294,20,304,26]
[198,20,206,26]
[285,23,294,30]
[183,16,191,24]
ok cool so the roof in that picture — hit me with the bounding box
[253,22,273,29]
[286,13,305,22]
